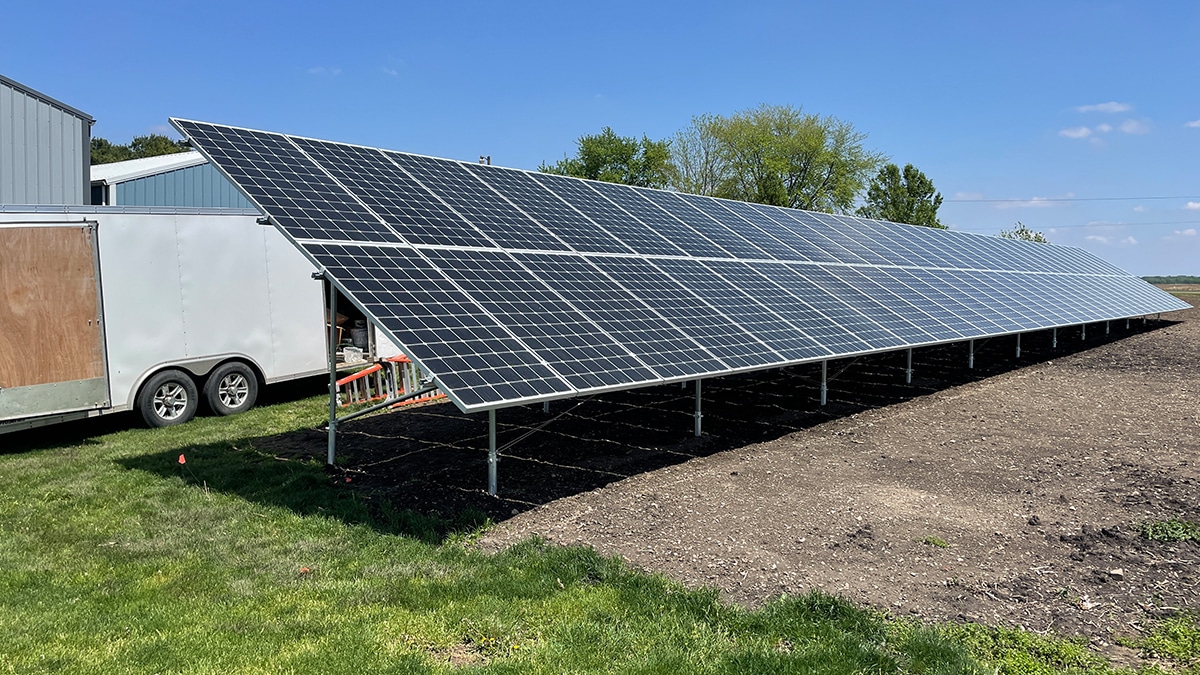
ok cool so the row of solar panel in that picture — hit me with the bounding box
[173,120,1126,277]
[304,242,1180,409]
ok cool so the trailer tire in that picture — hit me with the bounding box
[138,370,199,428]
[204,362,258,416]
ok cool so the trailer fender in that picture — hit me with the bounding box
[124,354,267,410]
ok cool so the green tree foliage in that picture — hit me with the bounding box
[999,221,1049,243]
[671,104,884,212]
[90,138,134,165]
[91,134,190,165]
[856,163,945,228]
[539,127,674,188]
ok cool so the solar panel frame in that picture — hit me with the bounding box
[171,117,1192,414]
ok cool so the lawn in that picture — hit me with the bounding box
[0,394,1189,674]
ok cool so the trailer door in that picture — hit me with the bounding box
[0,222,109,421]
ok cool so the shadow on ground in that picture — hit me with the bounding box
[173,321,1175,531]
[74,321,1181,541]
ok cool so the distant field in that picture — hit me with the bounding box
[1156,283,1200,295]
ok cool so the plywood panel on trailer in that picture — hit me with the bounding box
[0,225,105,388]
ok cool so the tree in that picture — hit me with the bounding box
[670,113,727,197]
[540,127,674,188]
[90,138,134,165]
[999,221,1049,243]
[91,134,190,165]
[855,163,945,228]
[670,104,884,212]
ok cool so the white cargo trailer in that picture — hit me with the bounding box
[0,207,345,432]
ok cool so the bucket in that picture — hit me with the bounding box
[350,327,369,349]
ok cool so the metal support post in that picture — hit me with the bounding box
[325,280,338,466]
[681,380,687,389]
[693,380,702,437]
[1052,327,1057,349]
[820,360,828,406]
[1082,323,1087,340]
[1143,316,1147,325]
[1105,321,1110,335]
[543,401,550,414]
[968,340,974,369]
[487,409,498,496]
[905,348,913,384]
[1126,318,1130,329]
[1015,333,1021,359]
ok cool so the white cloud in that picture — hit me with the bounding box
[1059,126,1092,139]
[381,66,399,77]
[1085,233,1136,246]
[307,66,342,76]
[1133,205,1145,212]
[1163,228,1198,241]
[1186,119,1200,128]
[996,194,1074,209]
[1186,202,1200,210]
[1076,102,1132,113]
[1094,123,1112,133]
[952,191,985,200]
[1118,119,1150,134]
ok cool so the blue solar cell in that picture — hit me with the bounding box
[291,137,494,248]
[173,120,399,243]
[418,247,660,392]
[590,256,785,369]
[303,242,572,407]
[386,152,570,251]
[174,118,1192,412]
[464,165,634,254]
[585,181,732,258]
[513,252,725,379]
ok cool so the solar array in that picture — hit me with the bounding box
[172,119,1190,412]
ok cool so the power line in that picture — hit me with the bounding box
[947,195,1200,203]
[958,220,1200,233]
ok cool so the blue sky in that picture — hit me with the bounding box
[6,1,1198,274]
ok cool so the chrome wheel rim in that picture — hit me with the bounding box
[218,373,249,408]
[153,383,188,420]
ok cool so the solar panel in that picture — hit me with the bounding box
[172,118,1191,412]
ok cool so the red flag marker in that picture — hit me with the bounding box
[178,454,186,465]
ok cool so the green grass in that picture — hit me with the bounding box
[922,536,951,549]
[1119,613,1200,671]
[1141,518,1200,543]
[0,395,1189,673]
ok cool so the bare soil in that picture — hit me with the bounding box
[264,303,1199,663]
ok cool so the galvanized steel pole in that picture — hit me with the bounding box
[1015,333,1021,359]
[487,409,497,496]
[326,282,338,466]
[905,348,913,384]
[694,379,702,437]
[1052,327,1057,349]
[820,360,828,406]
[968,339,974,369]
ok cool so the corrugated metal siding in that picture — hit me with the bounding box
[114,163,255,208]
[0,81,88,205]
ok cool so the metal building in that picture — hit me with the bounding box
[0,74,93,205]
[90,151,255,208]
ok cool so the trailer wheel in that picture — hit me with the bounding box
[204,362,259,416]
[138,370,199,428]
